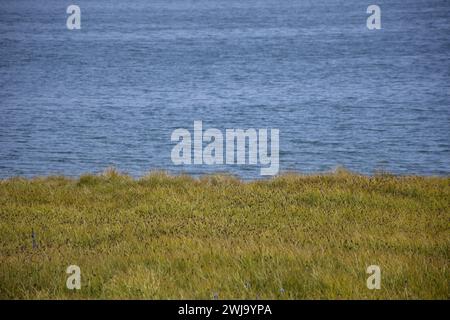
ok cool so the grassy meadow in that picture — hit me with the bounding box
[0,169,448,299]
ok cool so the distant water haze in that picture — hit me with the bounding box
[0,0,449,179]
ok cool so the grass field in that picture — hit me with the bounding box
[0,169,448,299]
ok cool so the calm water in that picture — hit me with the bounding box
[0,0,449,179]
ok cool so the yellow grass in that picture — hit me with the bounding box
[0,169,448,299]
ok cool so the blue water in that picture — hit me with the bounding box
[0,0,449,179]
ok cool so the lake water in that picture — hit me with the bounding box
[1,0,449,179]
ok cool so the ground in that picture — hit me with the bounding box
[0,169,448,299]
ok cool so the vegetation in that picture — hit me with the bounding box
[0,169,448,299]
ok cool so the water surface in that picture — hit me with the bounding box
[0,0,449,179]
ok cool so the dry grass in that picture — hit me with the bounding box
[0,169,448,299]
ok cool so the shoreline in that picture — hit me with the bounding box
[1,167,449,183]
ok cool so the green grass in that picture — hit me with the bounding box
[0,168,448,299]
